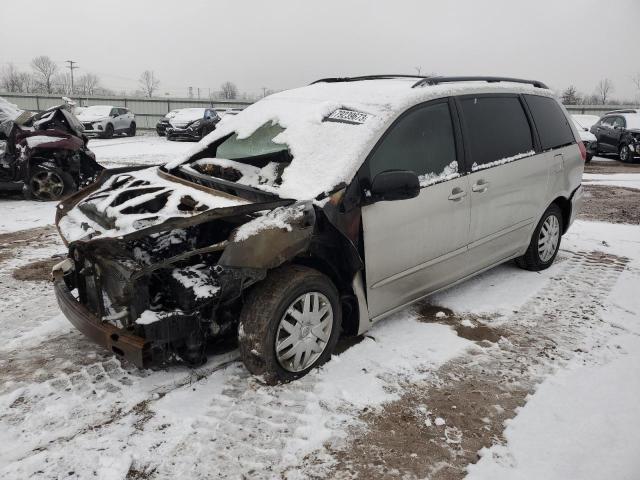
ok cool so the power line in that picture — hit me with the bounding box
[66,60,78,94]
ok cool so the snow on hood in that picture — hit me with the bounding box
[24,135,68,149]
[170,108,206,127]
[77,106,112,121]
[58,167,248,243]
[166,79,556,201]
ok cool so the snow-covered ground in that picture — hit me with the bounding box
[0,137,639,479]
[583,172,640,189]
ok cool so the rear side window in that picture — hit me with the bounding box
[612,117,625,128]
[524,95,575,150]
[368,101,457,179]
[459,96,533,167]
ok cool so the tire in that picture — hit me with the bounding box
[585,152,593,163]
[619,144,631,163]
[102,123,114,139]
[24,162,76,201]
[238,264,342,384]
[127,122,136,137]
[516,204,563,271]
[157,130,165,137]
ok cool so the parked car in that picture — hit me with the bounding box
[589,109,640,162]
[53,76,583,383]
[76,105,136,139]
[571,115,597,162]
[156,110,179,136]
[166,107,220,141]
[0,97,103,200]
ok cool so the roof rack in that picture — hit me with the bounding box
[604,109,639,115]
[411,76,548,89]
[310,74,428,85]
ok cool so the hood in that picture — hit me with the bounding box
[77,114,108,123]
[57,166,253,244]
[170,109,205,128]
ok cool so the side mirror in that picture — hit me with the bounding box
[370,170,420,202]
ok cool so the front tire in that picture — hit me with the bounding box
[516,204,562,271]
[25,163,76,201]
[619,144,631,163]
[238,265,342,384]
[127,122,136,137]
[102,123,114,139]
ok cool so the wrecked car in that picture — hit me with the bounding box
[0,97,103,200]
[166,107,220,141]
[53,75,584,383]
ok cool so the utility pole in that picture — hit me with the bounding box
[66,60,78,94]
[262,87,268,97]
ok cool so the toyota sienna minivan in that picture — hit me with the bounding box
[53,75,584,383]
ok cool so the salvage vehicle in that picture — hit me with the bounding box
[156,110,179,136]
[166,107,220,141]
[77,105,136,139]
[0,97,103,200]
[53,76,584,383]
[590,109,640,162]
[571,115,597,162]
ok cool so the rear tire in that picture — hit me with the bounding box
[127,122,136,137]
[516,204,563,271]
[238,265,342,384]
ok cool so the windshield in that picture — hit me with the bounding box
[217,123,286,159]
[80,105,112,117]
[625,114,640,130]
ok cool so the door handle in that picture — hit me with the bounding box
[448,187,467,201]
[471,180,490,193]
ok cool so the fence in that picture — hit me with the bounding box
[565,105,639,116]
[0,92,253,130]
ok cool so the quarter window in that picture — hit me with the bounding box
[459,96,534,167]
[368,101,457,180]
[524,95,575,150]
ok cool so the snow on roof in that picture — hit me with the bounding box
[166,79,555,200]
[0,97,23,124]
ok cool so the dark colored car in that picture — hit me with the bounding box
[0,99,103,200]
[156,110,178,136]
[590,110,640,162]
[166,108,220,141]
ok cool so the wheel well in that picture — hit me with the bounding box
[291,256,360,336]
[552,196,571,234]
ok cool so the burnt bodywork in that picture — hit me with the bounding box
[53,165,364,367]
[0,105,103,199]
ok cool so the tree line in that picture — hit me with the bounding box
[561,77,640,105]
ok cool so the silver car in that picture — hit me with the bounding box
[76,105,136,138]
[53,75,584,383]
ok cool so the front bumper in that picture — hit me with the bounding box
[53,271,151,368]
[166,127,201,141]
[82,122,106,136]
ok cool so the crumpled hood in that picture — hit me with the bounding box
[57,166,250,244]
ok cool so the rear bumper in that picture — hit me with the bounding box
[53,272,150,368]
[568,184,583,229]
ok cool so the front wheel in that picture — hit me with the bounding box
[102,123,114,139]
[516,204,562,271]
[238,265,342,384]
[619,144,631,163]
[25,163,76,201]
[127,122,136,137]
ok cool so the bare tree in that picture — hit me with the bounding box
[596,78,614,105]
[1,63,24,92]
[632,73,640,97]
[77,73,101,95]
[53,72,72,94]
[138,70,160,98]
[220,81,238,99]
[31,55,58,93]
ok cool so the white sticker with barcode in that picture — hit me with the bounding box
[326,109,371,124]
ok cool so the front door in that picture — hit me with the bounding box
[361,99,471,319]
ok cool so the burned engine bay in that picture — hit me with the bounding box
[55,165,362,366]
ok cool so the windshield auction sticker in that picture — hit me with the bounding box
[325,109,371,125]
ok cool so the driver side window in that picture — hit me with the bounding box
[612,117,625,129]
[368,101,457,181]
[110,108,118,117]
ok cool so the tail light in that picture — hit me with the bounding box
[578,141,587,162]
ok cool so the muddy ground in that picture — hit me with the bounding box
[584,158,640,174]
[580,185,640,224]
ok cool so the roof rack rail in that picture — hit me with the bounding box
[311,74,428,85]
[604,109,639,115]
[412,76,548,89]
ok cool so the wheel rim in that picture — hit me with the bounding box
[30,170,64,200]
[538,214,560,263]
[275,291,333,372]
[620,146,629,161]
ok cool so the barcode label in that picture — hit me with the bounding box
[326,109,371,125]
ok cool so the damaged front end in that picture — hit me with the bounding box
[53,166,315,367]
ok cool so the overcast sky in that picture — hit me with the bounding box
[1,0,639,100]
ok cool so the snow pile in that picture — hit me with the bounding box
[419,160,459,187]
[233,204,305,241]
[0,97,22,124]
[471,151,535,172]
[166,80,554,200]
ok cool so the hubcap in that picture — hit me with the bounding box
[275,291,333,372]
[621,146,629,161]
[538,214,560,263]
[30,171,64,200]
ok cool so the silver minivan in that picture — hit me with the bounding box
[53,76,584,383]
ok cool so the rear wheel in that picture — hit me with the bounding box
[238,265,342,384]
[516,204,563,271]
[619,144,631,163]
[25,163,76,201]
[127,122,136,137]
